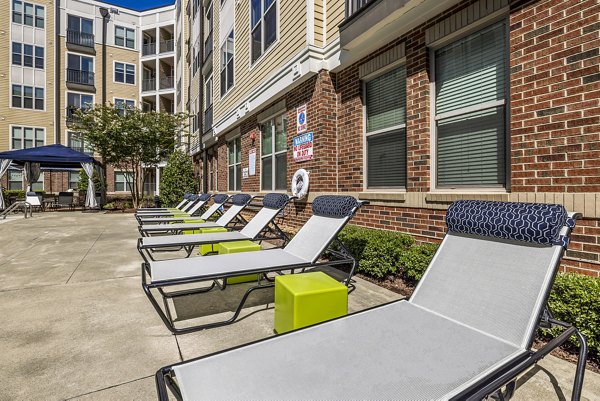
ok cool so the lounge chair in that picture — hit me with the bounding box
[137,194,228,226]
[56,192,74,210]
[154,200,587,401]
[142,195,365,334]
[135,194,212,224]
[138,194,251,237]
[137,193,193,212]
[135,194,205,218]
[138,193,293,259]
[25,192,42,212]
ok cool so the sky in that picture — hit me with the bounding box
[98,0,175,12]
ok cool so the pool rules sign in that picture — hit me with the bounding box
[293,132,313,162]
[297,104,307,133]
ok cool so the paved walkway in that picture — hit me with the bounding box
[0,212,598,400]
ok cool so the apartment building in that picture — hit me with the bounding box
[193,0,600,276]
[0,0,186,196]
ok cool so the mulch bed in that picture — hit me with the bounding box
[358,273,599,374]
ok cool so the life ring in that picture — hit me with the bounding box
[291,169,309,199]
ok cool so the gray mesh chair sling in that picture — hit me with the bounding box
[135,194,209,221]
[137,194,230,227]
[138,194,252,237]
[137,194,293,259]
[135,194,200,216]
[155,200,587,401]
[143,195,365,334]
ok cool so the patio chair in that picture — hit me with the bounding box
[142,195,366,334]
[56,192,74,210]
[135,194,212,223]
[135,194,204,218]
[138,193,293,259]
[25,192,42,212]
[138,194,251,237]
[137,193,193,212]
[137,194,229,227]
[154,200,587,401]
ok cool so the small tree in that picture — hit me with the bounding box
[160,150,197,207]
[77,169,103,192]
[74,104,188,207]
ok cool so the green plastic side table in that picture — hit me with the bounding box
[274,271,348,334]
[217,240,262,284]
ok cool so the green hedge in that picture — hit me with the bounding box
[545,273,600,360]
[399,243,440,282]
[338,225,414,279]
[3,190,45,199]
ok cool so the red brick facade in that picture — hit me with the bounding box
[199,0,600,276]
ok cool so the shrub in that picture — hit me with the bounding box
[77,169,103,192]
[103,202,115,210]
[543,273,600,361]
[399,243,440,282]
[3,190,45,201]
[159,150,197,207]
[338,225,414,279]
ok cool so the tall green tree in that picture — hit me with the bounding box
[73,104,188,207]
[160,150,197,207]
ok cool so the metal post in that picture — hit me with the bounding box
[99,8,110,106]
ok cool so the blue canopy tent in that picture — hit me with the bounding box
[0,144,103,210]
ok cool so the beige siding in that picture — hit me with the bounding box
[213,0,307,122]
[314,0,324,47]
[59,40,139,144]
[326,0,345,45]
[0,1,55,151]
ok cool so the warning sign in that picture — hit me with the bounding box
[293,132,313,162]
[297,104,307,133]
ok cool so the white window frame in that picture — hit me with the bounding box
[114,171,133,192]
[12,1,44,29]
[66,131,94,156]
[429,18,510,192]
[220,28,234,97]
[361,61,407,191]
[260,112,287,192]
[114,98,135,115]
[11,42,44,70]
[114,25,135,49]
[227,136,242,192]
[113,61,136,85]
[8,169,23,191]
[249,0,278,66]
[11,84,44,111]
[68,171,80,190]
[10,125,45,150]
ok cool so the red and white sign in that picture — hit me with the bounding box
[296,104,307,133]
[293,132,313,162]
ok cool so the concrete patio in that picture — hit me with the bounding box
[0,211,598,400]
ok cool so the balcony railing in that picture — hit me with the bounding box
[66,107,81,123]
[66,69,94,86]
[142,42,156,56]
[142,78,156,92]
[203,31,213,62]
[66,30,95,48]
[203,105,213,134]
[159,39,174,53]
[345,0,374,19]
[159,75,174,90]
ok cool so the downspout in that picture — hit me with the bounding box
[55,0,61,144]
[99,7,110,204]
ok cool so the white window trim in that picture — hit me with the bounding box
[113,61,136,85]
[248,0,279,69]
[227,135,242,192]
[12,1,45,30]
[11,41,45,71]
[114,25,136,50]
[10,84,46,112]
[362,61,407,192]
[259,113,287,192]
[219,28,235,99]
[429,19,511,193]
[65,131,94,156]
[9,124,46,150]
[114,171,133,192]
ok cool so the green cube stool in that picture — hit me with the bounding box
[274,272,348,334]
[192,226,228,254]
[217,240,262,284]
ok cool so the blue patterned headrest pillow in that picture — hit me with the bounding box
[183,193,192,200]
[231,193,252,206]
[312,195,360,218]
[262,193,290,210]
[199,193,212,201]
[446,200,569,246]
[188,195,198,201]
[213,194,229,204]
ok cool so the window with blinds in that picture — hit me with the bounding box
[435,21,507,187]
[364,65,407,188]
